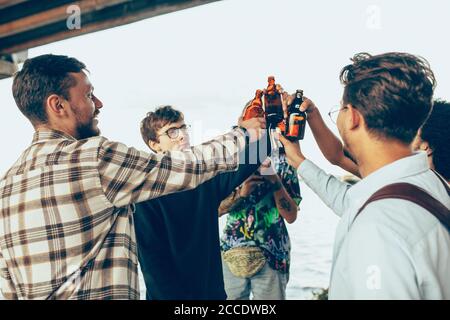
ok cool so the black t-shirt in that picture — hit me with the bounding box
[134,136,269,300]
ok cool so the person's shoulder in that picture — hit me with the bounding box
[56,135,110,157]
[93,136,155,161]
[88,136,121,149]
[406,170,450,207]
[209,171,231,188]
[140,178,211,208]
[355,198,446,248]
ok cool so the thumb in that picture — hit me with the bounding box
[278,133,288,146]
[299,100,308,112]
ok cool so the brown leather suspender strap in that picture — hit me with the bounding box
[355,173,450,232]
[431,169,450,196]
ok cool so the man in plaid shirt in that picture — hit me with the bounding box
[0,54,267,299]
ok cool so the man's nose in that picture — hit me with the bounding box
[94,96,103,109]
[179,131,189,141]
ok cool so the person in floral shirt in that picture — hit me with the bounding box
[219,157,302,299]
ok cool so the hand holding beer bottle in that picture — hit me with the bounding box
[285,90,307,141]
[264,76,285,131]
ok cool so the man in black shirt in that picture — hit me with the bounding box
[134,105,270,299]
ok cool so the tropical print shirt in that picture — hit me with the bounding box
[221,158,301,273]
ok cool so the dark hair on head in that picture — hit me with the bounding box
[12,54,86,125]
[140,105,184,145]
[421,99,450,180]
[340,52,436,144]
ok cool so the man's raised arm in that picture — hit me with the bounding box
[98,121,268,207]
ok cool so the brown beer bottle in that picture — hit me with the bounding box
[243,89,265,120]
[264,76,284,130]
[286,89,307,140]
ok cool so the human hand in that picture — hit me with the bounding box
[281,91,318,120]
[277,134,306,169]
[240,174,266,197]
[299,97,318,115]
[238,117,266,130]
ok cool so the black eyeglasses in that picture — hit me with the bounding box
[158,124,191,140]
[328,106,348,124]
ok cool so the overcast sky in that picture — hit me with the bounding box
[1,0,449,175]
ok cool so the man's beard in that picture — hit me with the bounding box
[70,102,100,139]
[76,119,100,139]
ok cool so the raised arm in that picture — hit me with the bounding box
[97,127,256,208]
[297,98,360,177]
[278,134,351,217]
[218,188,246,217]
[269,175,300,224]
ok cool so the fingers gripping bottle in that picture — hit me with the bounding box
[263,76,286,159]
[286,89,307,140]
[263,76,285,131]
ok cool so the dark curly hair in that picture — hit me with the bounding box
[12,54,86,125]
[340,52,436,144]
[140,105,184,145]
[421,100,450,180]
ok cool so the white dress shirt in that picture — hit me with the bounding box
[298,152,450,299]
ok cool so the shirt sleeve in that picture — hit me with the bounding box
[97,128,247,207]
[0,251,18,299]
[297,159,352,217]
[217,130,271,201]
[338,208,420,299]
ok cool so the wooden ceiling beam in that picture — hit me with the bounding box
[0,0,130,37]
[0,0,218,54]
[0,0,74,24]
[0,0,28,10]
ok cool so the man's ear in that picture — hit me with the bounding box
[46,94,68,119]
[148,139,161,153]
[346,104,361,131]
[418,140,433,157]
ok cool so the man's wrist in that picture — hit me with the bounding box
[234,190,250,210]
[306,107,319,121]
[237,186,249,198]
[292,154,306,169]
[232,125,247,137]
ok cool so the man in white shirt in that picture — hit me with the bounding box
[279,52,450,299]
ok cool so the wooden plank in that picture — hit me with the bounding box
[0,0,28,10]
[0,0,130,37]
[0,0,219,54]
[0,0,74,24]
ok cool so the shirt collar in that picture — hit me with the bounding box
[347,151,430,203]
[32,129,77,144]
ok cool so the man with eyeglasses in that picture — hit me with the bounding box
[302,100,449,183]
[278,52,449,299]
[134,105,270,299]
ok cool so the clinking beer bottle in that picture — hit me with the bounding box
[243,89,265,120]
[264,76,284,130]
[286,89,307,141]
[264,76,286,158]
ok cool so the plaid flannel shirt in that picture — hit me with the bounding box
[0,128,246,299]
